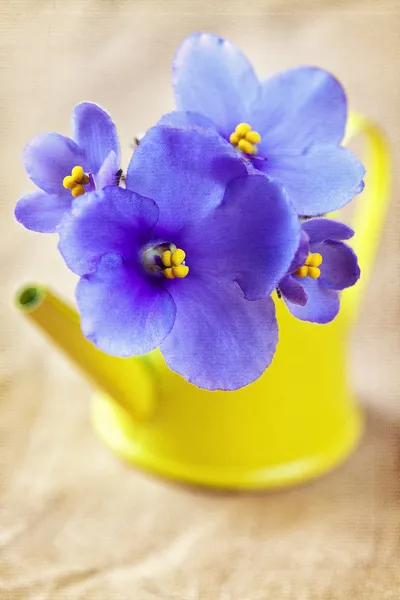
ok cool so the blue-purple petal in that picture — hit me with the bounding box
[23,133,86,195]
[288,229,310,272]
[279,275,307,306]
[314,240,360,290]
[172,32,259,138]
[76,252,176,356]
[302,218,354,244]
[71,102,120,174]
[157,110,218,132]
[263,146,365,215]
[284,277,340,323]
[15,189,72,233]
[126,124,248,232]
[251,66,347,154]
[161,276,278,390]
[94,151,119,189]
[181,173,301,300]
[59,186,159,276]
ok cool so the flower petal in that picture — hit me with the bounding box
[285,277,340,323]
[182,174,301,300]
[15,189,72,233]
[23,133,85,195]
[126,124,248,231]
[251,66,347,153]
[161,276,278,390]
[59,187,159,276]
[157,110,218,132]
[71,102,120,174]
[76,252,176,356]
[263,146,365,215]
[94,150,119,189]
[279,275,307,306]
[302,218,354,244]
[288,229,310,272]
[172,32,259,138]
[314,240,360,290]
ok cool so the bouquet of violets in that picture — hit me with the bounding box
[15,33,364,392]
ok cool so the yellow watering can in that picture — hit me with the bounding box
[16,113,391,490]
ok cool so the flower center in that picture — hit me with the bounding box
[295,252,323,279]
[141,242,189,279]
[229,123,261,155]
[63,165,90,198]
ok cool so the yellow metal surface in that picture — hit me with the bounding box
[16,112,391,489]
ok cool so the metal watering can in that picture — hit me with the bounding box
[16,113,391,489]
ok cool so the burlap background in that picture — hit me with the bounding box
[1,1,399,598]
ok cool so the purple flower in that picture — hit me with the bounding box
[15,103,120,233]
[278,219,360,323]
[169,32,365,216]
[59,124,301,390]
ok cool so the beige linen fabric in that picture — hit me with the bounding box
[0,1,399,598]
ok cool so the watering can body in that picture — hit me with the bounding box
[16,114,390,489]
[92,301,362,488]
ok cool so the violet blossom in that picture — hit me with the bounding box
[169,32,365,216]
[15,102,119,233]
[278,218,360,323]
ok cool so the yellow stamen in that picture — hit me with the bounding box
[63,165,89,197]
[245,130,261,144]
[71,184,85,198]
[163,268,174,279]
[229,122,261,155]
[161,246,189,279]
[161,250,172,267]
[142,243,189,280]
[295,265,308,279]
[235,123,252,136]
[308,266,321,279]
[71,165,84,181]
[171,248,186,266]
[171,265,189,278]
[308,252,323,267]
[62,175,75,190]
[238,138,254,155]
[295,252,323,280]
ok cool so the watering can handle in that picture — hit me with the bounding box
[341,112,391,320]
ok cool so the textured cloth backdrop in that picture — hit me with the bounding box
[1,1,399,599]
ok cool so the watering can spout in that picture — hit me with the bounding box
[15,285,155,420]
